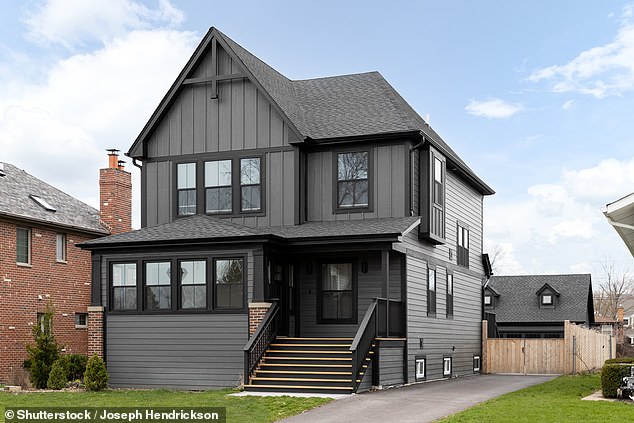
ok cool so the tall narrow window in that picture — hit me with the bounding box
[56,233,66,262]
[443,356,452,377]
[240,158,261,211]
[427,267,436,316]
[16,227,31,264]
[145,262,171,310]
[457,224,469,267]
[205,160,232,213]
[180,260,207,309]
[337,152,368,208]
[446,273,454,318]
[177,162,196,216]
[415,357,426,381]
[321,263,355,322]
[215,259,244,309]
[112,263,137,311]
[420,148,445,244]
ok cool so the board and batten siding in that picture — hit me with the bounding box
[402,232,483,382]
[106,314,248,389]
[144,149,296,227]
[306,144,408,222]
[298,252,403,337]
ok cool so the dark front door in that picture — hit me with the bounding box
[268,261,297,337]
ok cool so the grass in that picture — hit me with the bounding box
[0,388,330,423]
[439,374,634,423]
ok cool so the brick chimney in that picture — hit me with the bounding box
[99,149,132,235]
[617,304,624,322]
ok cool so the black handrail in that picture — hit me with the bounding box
[243,302,279,385]
[350,301,377,390]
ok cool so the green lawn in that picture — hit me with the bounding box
[440,374,634,423]
[0,389,330,423]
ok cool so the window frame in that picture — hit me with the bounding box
[541,294,553,305]
[176,162,197,217]
[484,294,492,306]
[56,233,67,263]
[446,273,454,318]
[415,356,426,381]
[473,355,481,373]
[419,146,446,244]
[333,149,373,213]
[213,257,246,310]
[204,159,233,214]
[144,260,173,312]
[178,259,209,310]
[74,313,88,329]
[427,267,436,317]
[109,261,139,312]
[443,356,452,378]
[239,157,263,213]
[317,260,358,324]
[16,227,31,265]
[457,223,470,268]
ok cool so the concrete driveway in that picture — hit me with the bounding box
[280,374,556,423]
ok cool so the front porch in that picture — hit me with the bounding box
[245,249,407,394]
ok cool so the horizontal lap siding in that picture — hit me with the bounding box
[379,346,404,387]
[299,252,403,337]
[106,314,248,389]
[403,232,483,382]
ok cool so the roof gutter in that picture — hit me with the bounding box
[0,212,109,237]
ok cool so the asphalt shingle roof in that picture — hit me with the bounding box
[80,215,420,247]
[487,274,592,324]
[0,162,108,235]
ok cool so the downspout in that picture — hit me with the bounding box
[132,158,142,169]
[409,137,424,216]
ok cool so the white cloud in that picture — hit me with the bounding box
[1,6,197,227]
[484,156,634,276]
[465,98,523,119]
[529,5,634,98]
[562,99,574,110]
[24,0,184,49]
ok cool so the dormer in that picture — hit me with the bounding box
[536,283,560,309]
[484,286,499,309]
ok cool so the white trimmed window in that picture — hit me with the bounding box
[56,233,66,262]
[415,357,426,380]
[443,357,452,377]
[473,355,481,372]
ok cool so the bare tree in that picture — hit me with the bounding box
[594,262,633,319]
[488,244,506,275]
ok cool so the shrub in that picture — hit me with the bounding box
[601,363,632,398]
[60,354,88,381]
[47,359,67,390]
[25,303,61,389]
[84,354,108,391]
[605,357,634,364]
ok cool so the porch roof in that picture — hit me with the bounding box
[79,215,421,249]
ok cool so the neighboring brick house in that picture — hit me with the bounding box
[0,153,129,384]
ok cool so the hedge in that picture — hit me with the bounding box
[601,363,633,398]
[605,356,634,364]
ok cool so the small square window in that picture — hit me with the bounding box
[473,355,481,372]
[443,357,452,377]
[75,313,87,328]
[484,295,492,306]
[541,294,552,305]
[624,317,630,327]
[415,357,426,381]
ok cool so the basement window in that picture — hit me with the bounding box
[30,194,56,212]
[443,356,452,377]
[415,357,426,381]
[473,355,481,372]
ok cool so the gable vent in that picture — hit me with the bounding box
[30,194,56,212]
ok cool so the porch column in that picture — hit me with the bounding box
[253,249,264,301]
[381,250,390,299]
[87,306,104,359]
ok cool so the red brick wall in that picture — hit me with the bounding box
[248,303,272,336]
[0,220,96,384]
[87,306,104,358]
[99,167,131,236]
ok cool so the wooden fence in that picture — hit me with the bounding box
[482,320,616,375]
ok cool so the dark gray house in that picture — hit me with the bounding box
[80,27,494,393]
[485,274,595,339]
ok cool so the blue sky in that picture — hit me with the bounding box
[1,0,633,285]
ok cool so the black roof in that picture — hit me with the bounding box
[128,27,493,195]
[0,162,108,235]
[487,274,593,324]
[79,215,420,248]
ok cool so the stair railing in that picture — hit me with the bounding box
[243,301,279,384]
[350,301,377,390]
